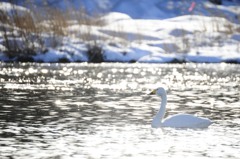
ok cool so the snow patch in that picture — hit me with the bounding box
[100,12,132,23]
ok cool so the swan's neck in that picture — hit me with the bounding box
[157,93,167,122]
[152,93,167,128]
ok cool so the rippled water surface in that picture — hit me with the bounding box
[0,63,240,159]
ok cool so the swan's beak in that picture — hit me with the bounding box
[148,89,156,95]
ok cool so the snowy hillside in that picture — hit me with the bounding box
[8,0,240,20]
[0,0,240,63]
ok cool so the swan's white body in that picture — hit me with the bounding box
[151,87,212,128]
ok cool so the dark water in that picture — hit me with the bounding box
[0,63,239,159]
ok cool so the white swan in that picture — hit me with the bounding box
[149,87,212,128]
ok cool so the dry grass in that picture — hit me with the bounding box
[0,1,105,60]
[172,7,240,54]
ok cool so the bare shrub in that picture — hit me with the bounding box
[0,1,107,62]
[87,43,104,63]
[0,2,44,58]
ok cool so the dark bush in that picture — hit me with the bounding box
[17,56,34,62]
[87,44,104,63]
[58,57,70,63]
[209,0,222,5]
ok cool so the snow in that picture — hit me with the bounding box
[34,50,68,63]
[100,12,132,23]
[186,55,222,63]
[0,2,30,15]
[0,2,32,21]
[0,1,240,63]
[138,54,177,63]
[34,42,89,62]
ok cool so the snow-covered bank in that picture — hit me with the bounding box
[0,1,240,63]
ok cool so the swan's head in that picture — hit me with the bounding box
[149,87,166,96]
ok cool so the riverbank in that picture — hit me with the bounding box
[0,1,239,63]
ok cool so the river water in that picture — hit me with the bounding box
[0,63,239,159]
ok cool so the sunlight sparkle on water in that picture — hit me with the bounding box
[0,63,239,159]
